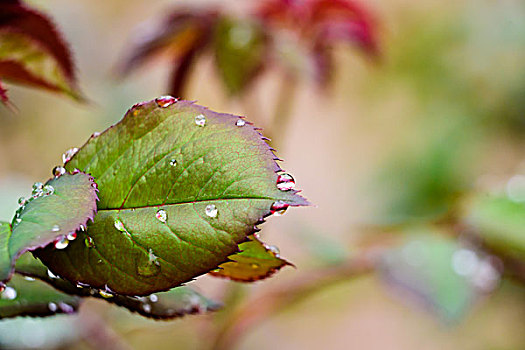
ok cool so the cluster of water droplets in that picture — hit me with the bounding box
[14,182,56,227]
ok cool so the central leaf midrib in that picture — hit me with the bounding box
[99,196,279,212]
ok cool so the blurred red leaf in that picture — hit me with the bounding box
[256,0,379,86]
[116,10,218,98]
[0,0,82,105]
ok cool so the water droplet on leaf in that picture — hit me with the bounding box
[51,225,60,232]
[32,182,43,191]
[270,201,289,216]
[169,159,177,167]
[195,114,206,127]
[47,269,58,279]
[18,197,26,206]
[149,294,158,303]
[137,248,161,277]
[155,95,177,108]
[267,245,280,255]
[52,166,66,177]
[114,219,126,232]
[24,276,35,282]
[156,209,167,223]
[54,237,69,250]
[99,290,113,298]
[143,304,152,313]
[205,204,218,218]
[236,119,246,127]
[1,286,17,300]
[85,236,95,248]
[276,173,295,191]
[48,302,57,312]
[67,232,77,241]
[79,224,86,231]
[43,185,54,196]
[62,148,79,163]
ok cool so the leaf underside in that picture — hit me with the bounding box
[0,172,98,284]
[15,253,220,320]
[36,99,308,296]
[209,235,291,281]
[0,274,80,319]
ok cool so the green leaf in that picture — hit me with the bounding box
[464,194,525,261]
[36,99,308,296]
[0,2,82,100]
[0,172,98,284]
[214,18,267,95]
[209,235,291,281]
[15,253,220,320]
[0,274,80,319]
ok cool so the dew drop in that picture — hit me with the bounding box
[79,224,86,232]
[236,119,246,127]
[276,173,295,191]
[1,286,17,300]
[18,197,26,206]
[47,269,58,279]
[149,294,158,303]
[169,159,177,167]
[143,304,152,313]
[205,204,218,218]
[195,114,206,127]
[267,245,280,255]
[51,225,60,232]
[32,182,43,192]
[99,290,113,299]
[48,302,57,312]
[58,302,74,314]
[270,201,289,216]
[54,237,69,250]
[67,231,77,241]
[43,185,54,196]
[114,219,126,232]
[85,236,95,248]
[62,147,79,163]
[138,248,161,277]
[52,166,66,177]
[15,218,21,224]
[155,95,178,108]
[155,209,167,223]
[24,276,35,281]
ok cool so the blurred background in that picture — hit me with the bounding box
[1,0,525,349]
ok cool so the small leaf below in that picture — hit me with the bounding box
[0,274,80,319]
[209,235,291,281]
